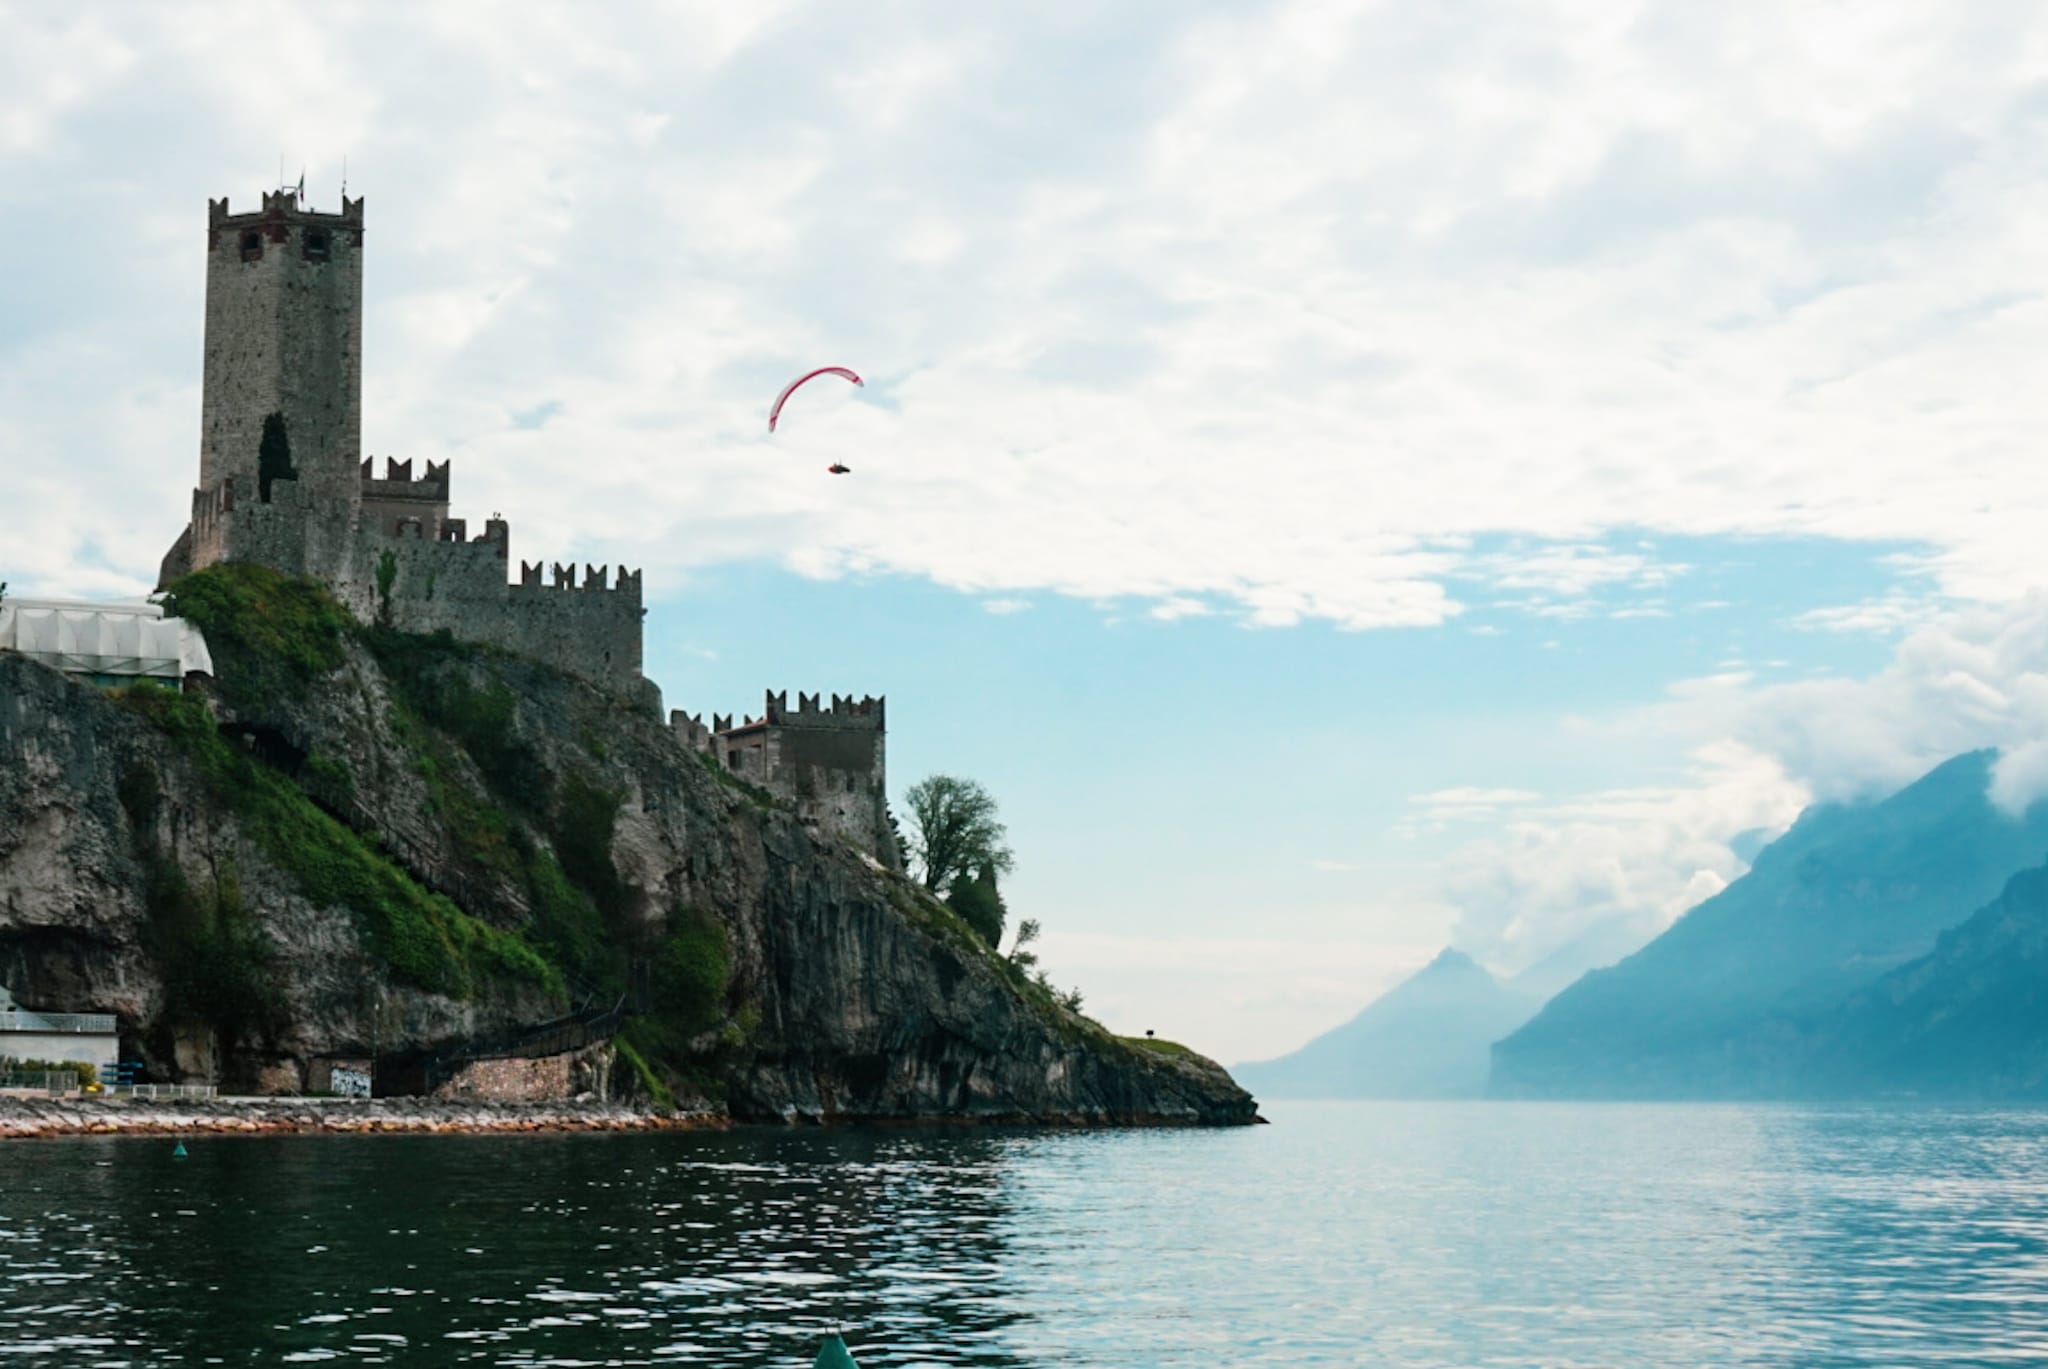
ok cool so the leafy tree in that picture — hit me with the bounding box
[947,861,1008,948]
[903,774,1013,895]
[257,411,297,502]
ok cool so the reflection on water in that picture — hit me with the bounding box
[4,1104,2048,1365]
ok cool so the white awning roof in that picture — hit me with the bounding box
[0,598,213,680]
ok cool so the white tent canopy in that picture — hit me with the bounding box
[0,597,213,682]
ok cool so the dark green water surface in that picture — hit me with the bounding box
[4,1101,2048,1366]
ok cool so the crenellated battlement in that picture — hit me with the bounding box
[189,479,236,530]
[763,689,886,731]
[207,192,365,248]
[359,457,450,498]
[511,562,644,598]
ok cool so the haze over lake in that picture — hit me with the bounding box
[5,1103,2047,1367]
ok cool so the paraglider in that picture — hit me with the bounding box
[768,366,863,433]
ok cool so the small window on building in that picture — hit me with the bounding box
[728,753,745,772]
[239,229,263,261]
[302,229,330,261]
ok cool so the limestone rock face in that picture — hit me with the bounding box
[0,641,1255,1126]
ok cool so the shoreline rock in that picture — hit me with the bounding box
[0,1095,1260,1140]
[0,1096,721,1140]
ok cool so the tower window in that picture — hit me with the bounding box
[302,229,329,261]
[239,230,263,261]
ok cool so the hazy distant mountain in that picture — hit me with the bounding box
[1506,915,1654,1002]
[1492,751,2048,1099]
[1236,949,1540,1098]
[1786,861,2048,1098]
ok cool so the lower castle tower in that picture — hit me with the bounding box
[674,692,896,867]
[159,191,644,694]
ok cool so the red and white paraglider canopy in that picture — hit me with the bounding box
[768,366,863,433]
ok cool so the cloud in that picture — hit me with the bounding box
[1570,595,2048,810]
[1440,593,2048,978]
[980,597,1031,615]
[1735,593,2048,809]
[1442,742,1808,975]
[1456,544,1685,598]
[1407,787,1544,827]
[1793,591,1952,635]
[1148,595,1212,622]
[7,3,2048,630]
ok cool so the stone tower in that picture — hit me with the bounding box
[199,192,365,512]
[674,692,897,867]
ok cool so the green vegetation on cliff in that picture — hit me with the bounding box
[146,564,747,1081]
[133,566,576,1003]
[163,561,350,717]
[617,904,738,1103]
[117,681,556,1001]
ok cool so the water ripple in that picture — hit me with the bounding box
[4,1104,2048,1364]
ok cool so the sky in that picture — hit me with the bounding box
[6,2,2048,1062]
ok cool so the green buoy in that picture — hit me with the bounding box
[172,1141,188,1158]
[813,1335,859,1369]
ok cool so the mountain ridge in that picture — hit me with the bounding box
[1235,946,1539,1098]
[1493,750,2048,1099]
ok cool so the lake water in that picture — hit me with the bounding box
[4,1101,2048,1366]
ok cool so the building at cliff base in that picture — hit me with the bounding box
[157,191,644,695]
[674,691,895,865]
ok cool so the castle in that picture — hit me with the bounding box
[157,191,644,690]
[156,189,897,867]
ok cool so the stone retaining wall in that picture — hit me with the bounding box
[432,1054,571,1102]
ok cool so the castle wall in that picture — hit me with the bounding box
[201,479,367,596]
[176,475,644,692]
[200,194,363,509]
[375,540,644,690]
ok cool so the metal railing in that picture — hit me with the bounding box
[0,1071,85,1094]
[0,1010,117,1034]
[102,1084,217,1101]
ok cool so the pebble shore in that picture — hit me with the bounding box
[0,1096,723,1139]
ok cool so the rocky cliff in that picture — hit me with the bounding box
[0,566,1254,1125]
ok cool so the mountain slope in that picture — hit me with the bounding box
[1492,751,2048,1099]
[1235,949,1540,1098]
[1785,862,2048,1098]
